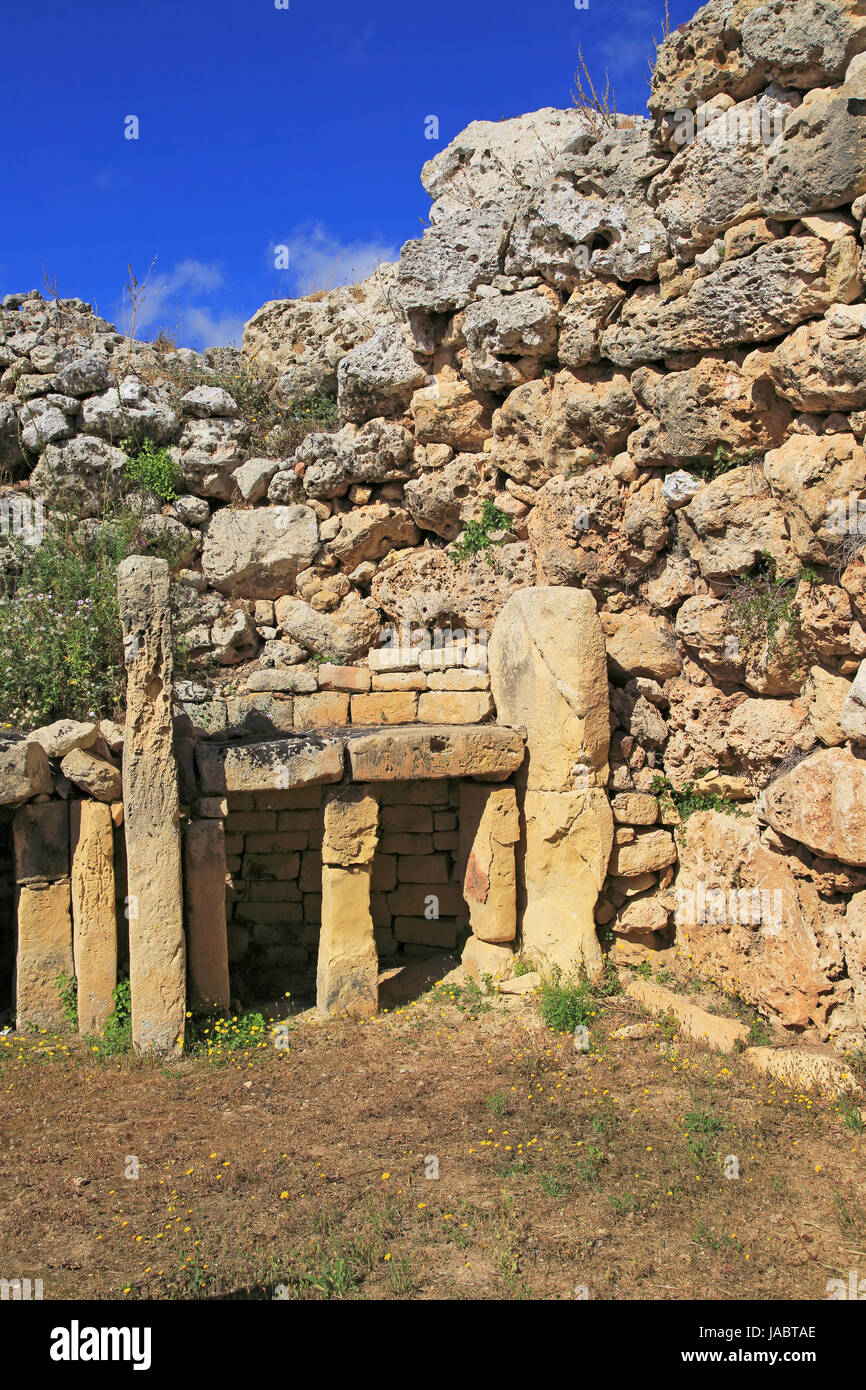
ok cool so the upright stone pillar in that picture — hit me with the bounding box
[13,801,73,1030]
[317,786,379,1018]
[489,586,613,979]
[70,800,117,1035]
[184,819,230,1012]
[118,556,185,1054]
[458,784,519,943]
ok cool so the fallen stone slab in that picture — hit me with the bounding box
[498,971,541,994]
[744,1046,862,1098]
[196,734,345,795]
[624,977,749,1054]
[346,724,524,783]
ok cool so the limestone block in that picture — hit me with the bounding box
[609,829,677,877]
[317,865,378,1017]
[417,691,494,724]
[347,724,524,782]
[15,880,73,1030]
[184,820,230,1013]
[317,664,372,692]
[70,801,117,1035]
[28,719,99,758]
[60,748,122,803]
[458,784,518,943]
[489,586,609,792]
[0,739,53,807]
[461,935,514,983]
[13,801,69,883]
[293,692,350,730]
[522,789,613,978]
[118,555,186,1055]
[393,916,458,947]
[196,735,345,795]
[322,786,379,867]
[350,692,418,724]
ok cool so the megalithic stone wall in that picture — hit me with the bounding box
[489,586,613,979]
[117,556,186,1054]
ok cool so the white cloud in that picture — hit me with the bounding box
[273,223,398,296]
[114,258,243,348]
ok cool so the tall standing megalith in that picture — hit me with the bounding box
[118,556,186,1053]
[489,586,613,979]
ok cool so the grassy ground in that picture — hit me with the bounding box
[1,969,863,1302]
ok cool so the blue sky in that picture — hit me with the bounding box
[0,0,693,349]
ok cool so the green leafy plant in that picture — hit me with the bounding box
[88,978,132,1057]
[56,970,78,1031]
[122,437,180,501]
[687,445,758,482]
[450,500,510,567]
[0,482,190,726]
[727,551,806,670]
[650,772,747,832]
[485,1090,509,1119]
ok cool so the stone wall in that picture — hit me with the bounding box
[4,0,866,1047]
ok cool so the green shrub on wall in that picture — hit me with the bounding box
[0,478,188,728]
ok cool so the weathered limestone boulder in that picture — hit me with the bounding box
[318,787,380,1017]
[744,1046,862,1097]
[274,592,380,663]
[457,286,559,392]
[201,505,319,599]
[172,417,251,500]
[30,435,128,517]
[490,587,609,792]
[726,697,815,777]
[396,208,505,318]
[761,747,866,866]
[27,719,99,759]
[841,659,866,742]
[410,378,493,452]
[118,556,185,1054]
[242,264,400,397]
[609,829,678,877]
[15,880,74,1030]
[649,0,866,125]
[628,355,791,466]
[761,432,866,564]
[403,455,484,540]
[602,609,682,682]
[461,934,515,983]
[677,465,798,581]
[294,419,414,500]
[676,810,842,1033]
[327,503,420,570]
[842,890,866,1031]
[196,734,345,795]
[70,801,117,1036]
[491,369,636,488]
[601,237,862,368]
[337,324,427,423]
[179,385,238,418]
[760,53,866,218]
[625,976,748,1053]
[805,666,852,746]
[183,820,230,1013]
[0,739,53,807]
[79,377,178,443]
[458,785,519,943]
[765,312,866,411]
[371,544,535,631]
[60,748,122,802]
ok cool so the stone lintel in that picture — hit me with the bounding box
[195,735,345,795]
[346,724,525,783]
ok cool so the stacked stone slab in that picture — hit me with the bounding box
[317,786,380,1017]
[12,801,73,1030]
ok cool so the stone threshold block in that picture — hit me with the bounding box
[184,819,230,1012]
[346,724,524,782]
[70,801,117,1036]
[15,879,74,1030]
[196,734,345,795]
